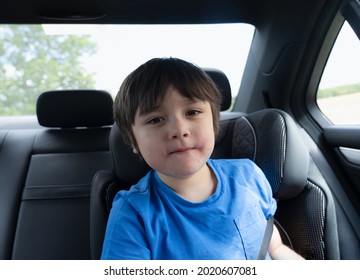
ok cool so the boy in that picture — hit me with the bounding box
[101,57,304,260]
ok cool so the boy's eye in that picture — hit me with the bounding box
[186,109,201,116]
[147,117,164,124]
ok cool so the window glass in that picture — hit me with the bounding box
[0,23,254,116]
[317,21,360,125]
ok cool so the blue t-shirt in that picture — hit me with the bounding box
[101,159,277,260]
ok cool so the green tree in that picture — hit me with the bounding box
[318,83,360,99]
[0,25,97,115]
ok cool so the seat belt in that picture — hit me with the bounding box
[257,216,274,260]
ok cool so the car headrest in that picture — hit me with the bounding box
[110,109,309,200]
[204,68,232,111]
[37,90,114,128]
[110,124,150,186]
[246,109,309,199]
[214,109,309,200]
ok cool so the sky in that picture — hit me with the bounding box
[43,21,359,97]
[319,21,360,89]
[44,23,254,96]
[86,22,360,94]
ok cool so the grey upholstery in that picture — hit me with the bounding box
[0,90,114,259]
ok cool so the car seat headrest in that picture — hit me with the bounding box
[110,124,151,186]
[36,90,114,128]
[204,68,232,111]
[219,109,310,200]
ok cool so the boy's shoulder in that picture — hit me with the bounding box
[209,158,265,182]
[209,158,257,170]
[209,158,274,210]
[113,171,153,205]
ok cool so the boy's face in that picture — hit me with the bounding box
[132,86,215,183]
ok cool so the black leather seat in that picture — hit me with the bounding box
[214,109,340,259]
[0,89,114,259]
[90,71,340,260]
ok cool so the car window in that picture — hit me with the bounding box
[317,21,360,125]
[0,23,254,116]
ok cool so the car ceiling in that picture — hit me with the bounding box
[1,0,327,27]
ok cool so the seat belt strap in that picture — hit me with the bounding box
[257,216,274,260]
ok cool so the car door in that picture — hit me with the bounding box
[305,0,360,259]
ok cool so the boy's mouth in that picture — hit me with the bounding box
[169,147,193,154]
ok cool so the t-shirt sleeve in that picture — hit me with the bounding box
[250,161,277,219]
[101,193,151,260]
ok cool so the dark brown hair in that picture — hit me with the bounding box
[114,57,222,150]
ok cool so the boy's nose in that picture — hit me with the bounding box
[169,118,190,139]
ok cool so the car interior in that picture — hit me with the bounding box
[0,0,360,260]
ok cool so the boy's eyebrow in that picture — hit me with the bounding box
[136,105,162,118]
[184,98,210,107]
[137,97,204,117]
[180,97,204,105]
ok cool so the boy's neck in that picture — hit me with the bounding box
[157,163,217,203]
